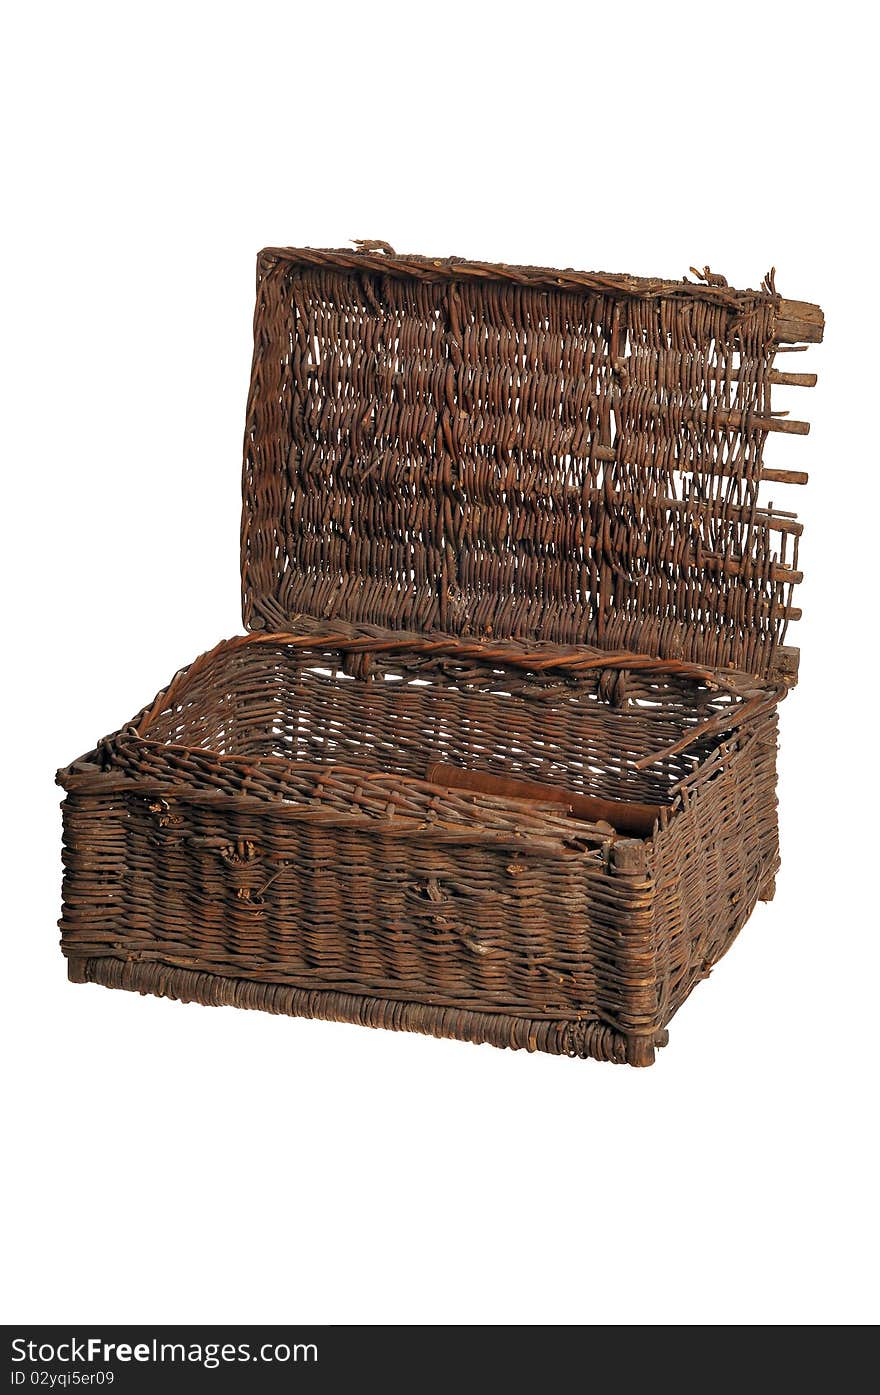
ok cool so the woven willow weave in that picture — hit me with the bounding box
[58,245,822,1065]
[244,247,818,680]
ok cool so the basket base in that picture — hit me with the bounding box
[64,954,668,1067]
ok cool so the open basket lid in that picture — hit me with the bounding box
[241,242,822,686]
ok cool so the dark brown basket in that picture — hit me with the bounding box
[58,244,823,1065]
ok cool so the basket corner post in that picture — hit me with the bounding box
[609,838,667,1067]
[623,1027,670,1067]
[66,955,90,984]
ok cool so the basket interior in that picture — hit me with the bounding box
[138,640,735,806]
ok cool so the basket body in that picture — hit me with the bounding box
[58,244,821,1063]
[59,633,779,1066]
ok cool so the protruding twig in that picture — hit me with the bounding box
[689,265,729,288]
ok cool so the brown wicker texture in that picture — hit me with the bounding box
[243,246,820,682]
[60,630,779,1066]
[58,245,822,1065]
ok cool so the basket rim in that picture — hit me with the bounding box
[55,628,782,813]
[259,243,823,343]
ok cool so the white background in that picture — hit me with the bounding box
[2,1,876,1326]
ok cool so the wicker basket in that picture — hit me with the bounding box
[58,244,823,1065]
